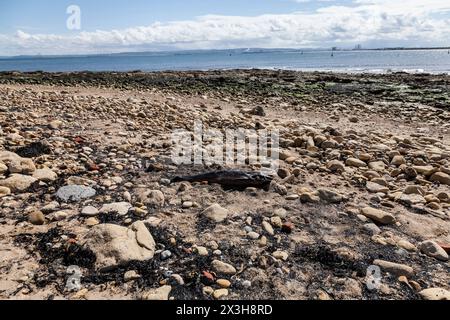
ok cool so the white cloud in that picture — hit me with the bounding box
[1,0,450,56]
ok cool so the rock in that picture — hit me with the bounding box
[270,216,282,228]
[29,211,45,225]
[419,288,450,300]
[247,232,260,240]
[84,221,156,271]
[270,182,288,196]
[299,192,320,203]
[262,221,274,235]
[346,158,367,168]
[160,250,172,260]
[360,207,396,225]
[0,151,36,174]
[136,189,165,207]
[0,186,11,197]
[282,222,294,234]
[56,185,96,202]
[430,172,450,185]
[213,289,229,300]
[327,160,345,172]
[211,260,236,275]
[391,155,406,166]
[368,161,386,172]
[85,217,99,226]
[250,106,266,117]
[418,240,449,261]
[273,250,289,261]
[202,204,229,223]
[99,202,132,216]
[52,210,69,221]
[81,206,99,217]
[0,163,7,174]
[366,181,389,193]
[194,246,209,256]
[32,167,57,182]
[363,223,381,235]
[141,285,172,301]
[413,165,436,176]
[277,168,290,179]
[317,189,343,203]
[397,240,416,251]
[217,279,231,288]
[285,194,299,200]
[373,259,414,277]
[124,270,141,282]
[0,174,37,192]
[404,185,425,195]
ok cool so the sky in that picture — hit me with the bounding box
[0,0,450,56]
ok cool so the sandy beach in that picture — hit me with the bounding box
[0,70,449,300]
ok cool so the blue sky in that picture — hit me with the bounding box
[0,0,342,34]
[0,0,449,55]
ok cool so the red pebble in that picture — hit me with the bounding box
[282,222,295,233]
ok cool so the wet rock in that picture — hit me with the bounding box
[418,240,449,261]
[202,204,229,223]
[56,185,96,202]
[360,207,396,225]
[373,259,414,277]
[84,221,156,271]
[0,174,37,192]
[419,288,450,300]
[211,260,236,275]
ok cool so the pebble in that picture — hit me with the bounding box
[81,206,99,217]
[213,289,229,300]
[141,285,172,301]
[418,240,449,261]
[273,250,289,261]
[262,221,274,235]
[56,185,96,202]
[217,279,231,288]
[419,288,450,300]
[211,260,236,275]
[124,270,141,282]
[99,202,132,216]
[247,231,260,240]
[29,211,45,225]
[373,259,414,277]
[270,216,282,228]
[363,223,381,235]
[194,246,209,256]
[0,186,11,197]
[360,207,396,225]
[202,203,229,223]
[160,250,172,260]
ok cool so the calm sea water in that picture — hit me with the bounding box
[1,49,450,74]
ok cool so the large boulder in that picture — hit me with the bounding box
[0,151,36,174]
[83,221,156,271]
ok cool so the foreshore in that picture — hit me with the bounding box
[0,70,449,300]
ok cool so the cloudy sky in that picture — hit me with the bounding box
[0,0,450,56]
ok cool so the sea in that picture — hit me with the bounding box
[1,48,450,74]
